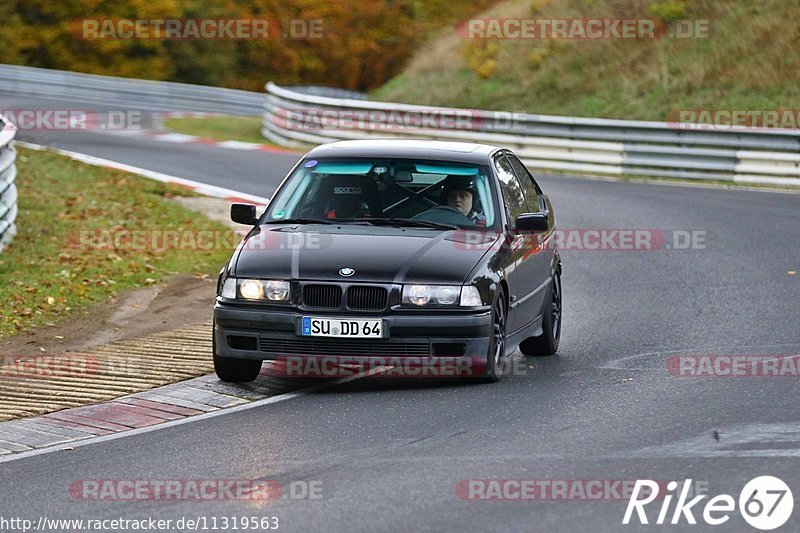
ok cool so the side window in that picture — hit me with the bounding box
[507,155,542,212]
[493,155,527,223]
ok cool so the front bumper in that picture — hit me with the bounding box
[213,302,492,363]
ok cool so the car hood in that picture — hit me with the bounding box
[232,225,499,284]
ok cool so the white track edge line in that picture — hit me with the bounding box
[15,141,271,205]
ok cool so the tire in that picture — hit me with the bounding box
[519,271,561,356]
[475,290,507,383]
[214,354,262,383]
[212,322,262,382]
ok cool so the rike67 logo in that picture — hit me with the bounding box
[623,477,793,530]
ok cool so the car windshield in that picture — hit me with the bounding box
[265,158,497,229]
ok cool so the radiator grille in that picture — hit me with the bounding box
[302,284,342,309]
[346,286,388,311]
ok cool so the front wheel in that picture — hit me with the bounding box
[519,271,561,356]
[475,290,507,383]
[214,354,262,383]
[212,322,262,382]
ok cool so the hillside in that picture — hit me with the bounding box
[372,0,800,121]
[0,0,495,92]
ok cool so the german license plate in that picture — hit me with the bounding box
[301,317,383,338]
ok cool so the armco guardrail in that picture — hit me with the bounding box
[0,64,263,115]
[0,64,367,116]
[0,115,18,253]
[263,82,800,186]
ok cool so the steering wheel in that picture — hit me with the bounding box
[411,205,473,225]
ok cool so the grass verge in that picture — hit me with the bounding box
[0,147,235,336]
[163,115,270,145]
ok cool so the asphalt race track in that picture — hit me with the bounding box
[2,95,799,532]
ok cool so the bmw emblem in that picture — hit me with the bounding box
[339,267,355,277]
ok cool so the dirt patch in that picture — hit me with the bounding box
[1,195,235,358]
[0,274,217,358]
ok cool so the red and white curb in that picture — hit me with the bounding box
[161,112,220,120]
[0,367,305,461]
[0,364,386,463]
[17,141,271,205]
[116,111,302,154]
[112,127,300,154]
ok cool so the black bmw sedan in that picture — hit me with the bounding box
[213,140,561,383]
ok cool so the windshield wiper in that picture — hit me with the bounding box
[264,217,343,225]
[356,218,459,230]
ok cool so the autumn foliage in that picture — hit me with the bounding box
[0,0,496,91]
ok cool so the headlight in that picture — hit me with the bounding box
[435,286,460,305]
[402,285,480,307]
[405,285,432,305]
[264,280,290,301]
[220,278,291,301]
[239,279,264,299]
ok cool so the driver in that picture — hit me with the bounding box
[441,175,486,225]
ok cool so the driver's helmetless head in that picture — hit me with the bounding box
[446,190,473,216]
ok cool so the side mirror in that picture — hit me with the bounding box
[231,203,258,225]
[515,212,548,232]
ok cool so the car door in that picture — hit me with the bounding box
[492,153,533,335]
[506,153,555,322]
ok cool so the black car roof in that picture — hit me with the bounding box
[305,139,502,164]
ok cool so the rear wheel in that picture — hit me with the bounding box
[213,322,262,382]
[519,271,561,356]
